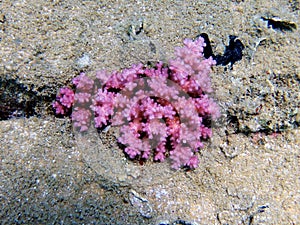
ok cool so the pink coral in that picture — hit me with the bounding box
[53,36,220,169]
[52,87,74,115]
[91,89,115,128]
[72,107,91,132]
[72,72,94,91]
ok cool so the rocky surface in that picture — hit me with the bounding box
[1,0,299,224]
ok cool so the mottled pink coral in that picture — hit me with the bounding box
[59,87,75,108]
[52,87,74,115]
[91,89,115,128]
[53,36,220,169]
[169,145,194,170]
[52,101,66,115]
[74,92,91,103]
[72,107,91,132]
[169,37,215,94]
[104,63,144,89]
[186,155,199,169]
[72,72,94,92]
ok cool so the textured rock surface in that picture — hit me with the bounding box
[1,0,299,224]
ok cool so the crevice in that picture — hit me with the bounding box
[0,77,54,120]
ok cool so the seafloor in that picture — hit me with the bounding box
[0,0,299,224]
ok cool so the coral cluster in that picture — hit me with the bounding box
[53,37,220,169]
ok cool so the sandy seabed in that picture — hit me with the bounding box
[1,1,299,224]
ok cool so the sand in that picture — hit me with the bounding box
[1,0,299,224]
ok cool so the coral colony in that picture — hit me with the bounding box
[53,37,220,169]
